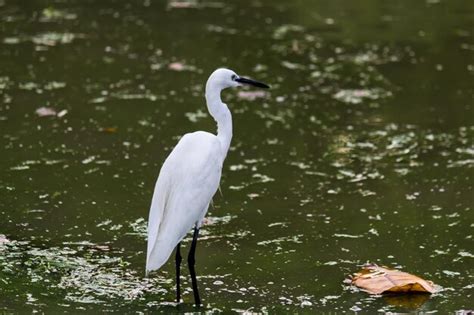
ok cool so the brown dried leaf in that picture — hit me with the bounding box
[351,264,436,294]
[101,127,118,133]
[168,62,196,72]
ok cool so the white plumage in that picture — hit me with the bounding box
[145,68,269,305]
[146,131,223,271]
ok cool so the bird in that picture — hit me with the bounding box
[146,68,269,306]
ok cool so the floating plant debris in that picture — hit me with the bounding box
[350,264,437,294]
[333,89,392,104]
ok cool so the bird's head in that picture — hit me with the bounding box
[206,68,270,91]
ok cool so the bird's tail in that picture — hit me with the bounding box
[145,239,175,274]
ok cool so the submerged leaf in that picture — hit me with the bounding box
[351,264,437,294]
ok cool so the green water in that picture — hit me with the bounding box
[1,0,473,313]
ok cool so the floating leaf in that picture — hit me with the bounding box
[0,234,10,247]
[351,264,437,294]
[168,0,198,9]
[35,107,68,118]
[168,62,196,72]
[40,7,77,22]
[44,81,66,90]
[272,24,304,40]
[281,60,304,70]
[35,107,57,117]
[32,32,81,46]
[333,88,392,104]
[167,0,224,9]
[57,109,68,118]
[237,90,267,101]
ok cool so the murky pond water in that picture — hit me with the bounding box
[1,0,473,313]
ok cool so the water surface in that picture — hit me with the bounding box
[0,0,473,313]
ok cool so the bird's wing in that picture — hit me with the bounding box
[146,131,223,272]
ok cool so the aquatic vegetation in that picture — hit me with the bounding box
[333,88,392,104]
[3,32,85,46]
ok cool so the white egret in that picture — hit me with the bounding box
[146,68,269,306]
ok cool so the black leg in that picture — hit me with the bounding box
[188,227,201,306]
[175,242,182,304]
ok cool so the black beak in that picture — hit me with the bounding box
[235,77,270,89]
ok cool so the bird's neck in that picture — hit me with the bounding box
[205,86,233,159]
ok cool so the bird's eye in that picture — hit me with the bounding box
[231,74,237,81]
